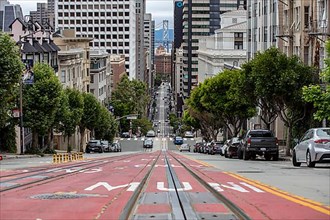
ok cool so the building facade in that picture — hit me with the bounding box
[110,54,126,92]
[155,45,172,79]
[197,8,247,83]
[55,0,137,79]
[1,1,23,32]
[30,3,48,25]
[144,13,153,92]
[89,50,112,105]
[135,0,146,81]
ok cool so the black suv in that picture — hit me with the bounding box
[86,140,104,153]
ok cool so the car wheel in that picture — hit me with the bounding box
[243,149,249,160]
[86,150,90,153]
[292,151,301,167]
[237,148,243,159]
[264,154,271,161]
[273,153,279,161]
[99,148,104,153]
[306,151,315,167]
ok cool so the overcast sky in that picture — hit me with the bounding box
[9,0,173,28]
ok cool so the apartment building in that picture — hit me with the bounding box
[181,0,240,98]
[155,45,171,79]
[30,3,48,25]
[197,8,247,83]
[110,54,126,92]
[89,50,112,105]
[144,13,154,91]
[135,0,146,81]
[56,0,137,80]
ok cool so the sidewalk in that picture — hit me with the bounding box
[0,153,42,160]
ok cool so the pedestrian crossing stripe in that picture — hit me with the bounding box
[117,137,194,141]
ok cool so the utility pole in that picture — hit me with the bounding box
[19,78,24,154]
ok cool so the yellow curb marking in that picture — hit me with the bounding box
[226,172,330,216]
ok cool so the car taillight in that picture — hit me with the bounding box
[314,139,330,144]
[247,138,251,146]
[276,138,279,146]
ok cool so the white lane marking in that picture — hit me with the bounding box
[157,182,192,191]
[85,182,140,191]
[209,182,264,193]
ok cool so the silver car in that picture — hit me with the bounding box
[292,128,330,167]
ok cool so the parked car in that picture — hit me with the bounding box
[174,136,184,145]
[111,142,122,152]
[143,139,153,148]
[146,130,156,137]
[184,131,194,138]
[213,141,225,155]
[292,128,330,167]
[238,130,279,161]
[121,132,130,138]
[180,143,191,152]
[100,140,110,152]
[224,138,241,158]
[193,142,203,153]
[86,140,104,153]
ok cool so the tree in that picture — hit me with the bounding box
[0,33,24,152]
[79,93,102,151]
[132,118,153,136]
[94,106,117,141]
[23,63,62,150]
[199,70,255,138]
[57,88,84,150]
[243,47,316,155]
[303,40,330,124]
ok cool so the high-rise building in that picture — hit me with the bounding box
[30,3,48,25]
[246,0,282,61]
[181,0,240,98]
[0,0,23,32]
[47,0,55,28]
[144,13,153,90]
[135,0,146,81]
[56,0,137,80]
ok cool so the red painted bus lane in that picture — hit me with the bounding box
[0,153,159,220]
[173,152,330,220]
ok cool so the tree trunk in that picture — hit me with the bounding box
[31,131,38,149]
[285,125,293,156]
[80,128,85,152]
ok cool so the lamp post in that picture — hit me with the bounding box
[19,78,24,154]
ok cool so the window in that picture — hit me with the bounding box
[61,70,66,83]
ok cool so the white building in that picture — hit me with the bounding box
[197,8,247,83]
[55,0,136,79]
[89,50,112,105]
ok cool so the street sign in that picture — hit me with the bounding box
[126,116,137,120]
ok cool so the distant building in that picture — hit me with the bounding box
[29,3,48,25]
[144,13,153,92]
[56,0,137,80]
[197,8,247,83]
[1,1,23,32]
[155,45,171,79]
[110,54,126,91]
[89,50,112,105]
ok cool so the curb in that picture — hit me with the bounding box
[0,154,42,160]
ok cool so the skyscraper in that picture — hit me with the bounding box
[30,3,48,25]
[135,0,146,81]
[0,0,23,32]
[56,0,137,79]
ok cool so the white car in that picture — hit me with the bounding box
[292,128,330,167]
[180,143,191,152]
[184,131,194,138]
[146,130,156,137]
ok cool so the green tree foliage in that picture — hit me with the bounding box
[94,106,117,141]
[132,118,153,136]
[79,93,102,151]
[57,88,84,148]
[0,33,24,128]
[110,75,150,131]
[154,73,162,87]
[0,33,24,152]
[243,47,315,155]
[303,40,330,124]
[23,63,62,149]
[204,70,255,137]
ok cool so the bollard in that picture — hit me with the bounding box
[52,154,57,163]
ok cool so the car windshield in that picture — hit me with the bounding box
[89,140,99,144]
[176,137,183,140]
[249,131,273,137]
[144,140,152,144]
[316,129,330,137]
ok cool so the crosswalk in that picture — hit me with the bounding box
[117,137,195,141]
